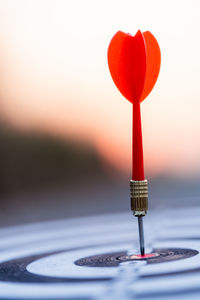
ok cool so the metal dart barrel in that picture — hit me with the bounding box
[130,179,148,255]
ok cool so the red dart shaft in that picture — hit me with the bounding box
[132,102,144,181]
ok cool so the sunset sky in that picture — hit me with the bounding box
[0,0,200,178]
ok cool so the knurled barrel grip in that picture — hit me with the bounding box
[130,179,148,216]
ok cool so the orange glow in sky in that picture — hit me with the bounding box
[0,0,200,178]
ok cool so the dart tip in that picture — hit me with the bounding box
[137,216,145,256]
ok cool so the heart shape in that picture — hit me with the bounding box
[107,30,161,104]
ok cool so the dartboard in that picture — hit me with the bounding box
[0,206,200,299]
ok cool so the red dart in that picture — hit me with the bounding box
[107,29,161,180]
[107,29,161,255]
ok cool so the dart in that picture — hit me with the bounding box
[107,30,161,255]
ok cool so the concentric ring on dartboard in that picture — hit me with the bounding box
[27,240,200,280]
[75,248,198,267]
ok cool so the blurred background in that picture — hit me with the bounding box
[0,0,199,227]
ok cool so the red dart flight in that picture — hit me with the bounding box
[107,30,161,180]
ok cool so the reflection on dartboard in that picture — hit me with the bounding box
[0,207,200,299]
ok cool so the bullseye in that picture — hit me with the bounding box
[118,253,159,261]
